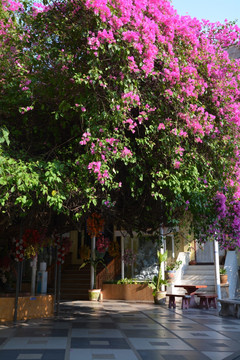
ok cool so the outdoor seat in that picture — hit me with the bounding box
[197,293,218,309]
[166,293,191,309]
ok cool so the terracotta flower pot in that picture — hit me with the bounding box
[220,274,228,284]
[189,260,197,265]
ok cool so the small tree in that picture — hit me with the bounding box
[0,0,240,248]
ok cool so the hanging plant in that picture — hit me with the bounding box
[55,236,72,264]
[79,244,91,261]
[87,213,104,237]
[22,229,40,248]
[19,229,41,259]
[14,238,25,262]
[96,235,109,253]
[24,245,38,259]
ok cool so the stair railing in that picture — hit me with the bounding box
[96,256,121,289]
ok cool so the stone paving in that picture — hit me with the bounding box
[0,300,240,360]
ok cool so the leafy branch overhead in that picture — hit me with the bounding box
[0,0,240,247]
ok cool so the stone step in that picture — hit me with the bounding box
[179,264,216,294]
[181,277,215,283]
[188,264,214,268]
[185,269,215,275]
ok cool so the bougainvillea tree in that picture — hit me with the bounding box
[1,0,240,248]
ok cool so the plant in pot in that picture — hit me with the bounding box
[165,260,182,283]
[148,249,168,304]
[79,234,109,301]
[220,267,228,284]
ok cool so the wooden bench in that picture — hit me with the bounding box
[196,293,218,309]
[166,293,191,309]
[218,298,240,318]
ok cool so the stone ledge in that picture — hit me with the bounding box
[0,294,54,322]
[218,298,240,319]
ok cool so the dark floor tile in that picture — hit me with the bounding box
[72,322,117,329]
[138,350,210,360]
[225,353,240,360]
[113,317,155,324]
[71,337,130,349]
[160,323,209,331]
[123,329,177,338]
[0,338,7,345]
[0,350,65,360]
[15,328,68,337]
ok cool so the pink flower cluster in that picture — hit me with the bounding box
[96,235,109,253]
[122,248,137,265]
[88,161,109,183]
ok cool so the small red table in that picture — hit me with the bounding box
[174,284,207,308]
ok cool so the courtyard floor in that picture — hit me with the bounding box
[0,300,240,360]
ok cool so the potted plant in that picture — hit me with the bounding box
[148,249,168,304]
[79,234,109,301]
[220,267,228,284]
[165,260,182,283]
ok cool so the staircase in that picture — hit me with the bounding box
[180,264,216,294]
[60,264,91,301]
[60,257,121,301]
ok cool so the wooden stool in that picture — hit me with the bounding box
[198,294,217,309]
[166,294,191,309]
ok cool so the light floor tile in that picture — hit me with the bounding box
[184,314,220,320]
[202,351,233,360]
[128,337,193,350]
[205,324,240,332]
[71,329,122,338]
[3,337,67,349]
[171,330,231,339]
[17,354,43,359]
[69,349,139,360]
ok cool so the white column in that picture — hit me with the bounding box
[225,250,238,298]
[90,236,96,289]
[131,237,134,278]
[214,239,221,301]
[31,255,38,296]
[160,226,166,291]
[171,235,175,259]
[121,237,124,279]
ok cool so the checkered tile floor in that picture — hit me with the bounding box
[1,300,240,360]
